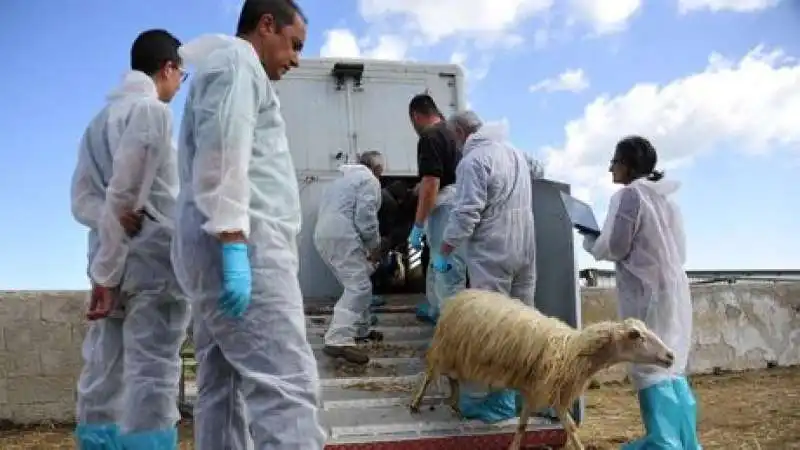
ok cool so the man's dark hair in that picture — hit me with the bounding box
[236,0,307,36]
[408,94,441,117]
[130,29,182,76]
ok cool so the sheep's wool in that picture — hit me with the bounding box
[427,289,620,412]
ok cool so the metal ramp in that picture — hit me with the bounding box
[180,296,567,449]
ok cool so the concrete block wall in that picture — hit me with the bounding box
[0,291,87,424]
[0,283,798,424]
[583,282,800,383]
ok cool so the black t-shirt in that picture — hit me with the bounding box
[416,121,461,188]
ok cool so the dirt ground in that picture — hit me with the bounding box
[1,367,797,449]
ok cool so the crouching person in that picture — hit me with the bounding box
[315,151,385,365]
[434,110,541,424]
[582,135,701,450]
[71,29,190,449]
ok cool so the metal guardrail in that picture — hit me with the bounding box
[579,269,800,288]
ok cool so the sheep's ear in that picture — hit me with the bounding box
[626,328,642,340]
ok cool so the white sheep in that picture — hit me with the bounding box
[409,288,675,450]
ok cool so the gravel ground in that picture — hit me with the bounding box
[1,367,797,449]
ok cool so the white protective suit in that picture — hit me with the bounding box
[441,123,537,305]
[71,70,189,435]
[314,164,382,346]
[584,177,691,390]
[171,35,325,450]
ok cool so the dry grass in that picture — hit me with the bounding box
[1,367,797,449]
[580,366,800,449]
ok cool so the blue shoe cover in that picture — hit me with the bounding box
[119,428,178,450]
[460,389,518,424]
[75,423,121,450]
[371,295,387,307]
[672,377,703,450]
[415,302,438,324]
[620,379,682,450]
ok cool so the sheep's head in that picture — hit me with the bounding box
[606,318,675,368]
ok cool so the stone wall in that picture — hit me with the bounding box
[583,282,800,383]
[0,291,87,424]
[0,283,798,423]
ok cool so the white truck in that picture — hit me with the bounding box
[184,58,584,449]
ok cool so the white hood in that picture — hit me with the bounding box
[106,70,158,102]
[178,34,243,67]
[633,176,681,197]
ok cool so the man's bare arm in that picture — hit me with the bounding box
[414,176,440,225]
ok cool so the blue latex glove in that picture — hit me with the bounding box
[220,242,252,318]
[408,223,425,250]
[432,253,452,273]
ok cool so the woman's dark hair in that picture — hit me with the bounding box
[615,135,664,182]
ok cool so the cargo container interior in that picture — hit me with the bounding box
[372,175,430,296]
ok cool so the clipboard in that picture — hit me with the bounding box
[559,191,601,237]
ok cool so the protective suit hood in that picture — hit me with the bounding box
[106,70,158,102]
[178,34,252,67]
[632,177,680,197]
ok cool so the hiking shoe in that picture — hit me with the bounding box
[323,345,370,365]
[354,330,384,343]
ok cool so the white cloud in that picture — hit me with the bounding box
[529,68,590,93]
[450,51,492,83]
[320,29,361,58]
[567,0,643,35]
[357,0,554,44]
[676,0,780,14]
[319,28,408,60]
[544,46,800,205]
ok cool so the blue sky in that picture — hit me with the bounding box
[1,0,798,290]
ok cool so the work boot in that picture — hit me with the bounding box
[355,330,384,343]
[323,345,370,365]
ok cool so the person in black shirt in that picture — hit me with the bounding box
[406,94,467,323]
[371,181,413,297]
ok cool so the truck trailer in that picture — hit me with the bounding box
[183,57,583,449]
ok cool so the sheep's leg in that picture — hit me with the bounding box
[556,410,583,450]
[507,400,531,450]
[445,377,462,419]
[409,368,434,413]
